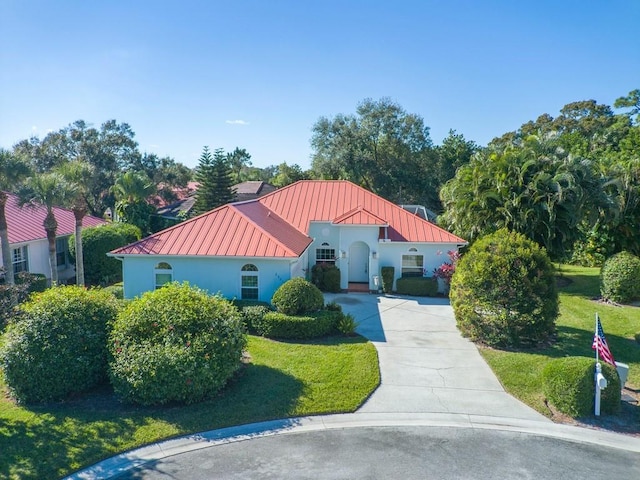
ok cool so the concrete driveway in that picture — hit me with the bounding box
[326,293,547,421]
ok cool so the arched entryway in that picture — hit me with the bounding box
[348,242,370,289]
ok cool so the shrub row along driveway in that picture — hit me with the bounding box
[328,293,548,420]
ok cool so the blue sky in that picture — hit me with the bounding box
[1,1,638,170]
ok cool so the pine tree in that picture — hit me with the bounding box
[193,147,234,215]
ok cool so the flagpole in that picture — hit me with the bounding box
[595,313,599,364]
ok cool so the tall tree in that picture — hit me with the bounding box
[193,147,234,215]
[271,162,308,187]
[127,152,192,206]
[311,98,435,206]
[226,147,252,183]
[614,89,640,123]
[0,149,32,285]
[18,172,74,285]
[57,160,93,286]
[112,171,156,235]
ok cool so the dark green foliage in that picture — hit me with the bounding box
[396,277,438,296]
[325,301,343,312]
[69,223,142,286]
[570,226,615,267]
[193,147,235,215]
[600,251,640,303]
[450,229,558,348]
[15,272,47,293]
[103,284,124,300]
[380,266,394,293]
[0,273,47,327]
[271,277,324,315]
[542,357,620,417]
[255,310,339,339]
[0,286,120,403]
[240,305,270,333]
[108,282,246,406]
[311,263,341,292]
[231,299,273,310]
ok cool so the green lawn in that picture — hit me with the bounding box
[480,265,640,416]
[0,335,379,480]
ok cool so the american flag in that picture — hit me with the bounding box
[592,315,615,366]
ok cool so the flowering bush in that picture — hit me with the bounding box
[432,250,460,286]
[0,286,120,403]
[108,282,246,406]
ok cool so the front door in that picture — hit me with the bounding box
[349,242,369,282]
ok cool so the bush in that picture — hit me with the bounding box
[542,357,621,417]
[254,310,339,339]
[325,301,342,312]
[381,266,394,293]
[271,277,324,315]
[396,277,438,296]
[108,282,246,406]
[103,284,124,299]
[311,263,341,293]
[0,286,120,403]
[450,229,558,348]
[0,273,47,328]
[69,223,142,286]
[240,305,270,332]
[600,251,640,303]
[336,313,359,336]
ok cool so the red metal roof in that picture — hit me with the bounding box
[111,180,465,258]
[259,181,466,243]
[4,192,106,244]
[112,201,312,257]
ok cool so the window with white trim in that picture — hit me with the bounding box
[401,249,423,277]
[12,246,28,274]
[315,242,335,265]
[154,262,173,289]
[241,264,259,300]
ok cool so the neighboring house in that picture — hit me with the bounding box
[111,180,466,301]
[0,192,106,283]
[155,181,276,221]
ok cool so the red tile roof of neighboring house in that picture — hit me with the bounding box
[4,192,106,244]
[259,181,466,243]
[113,201,312,258]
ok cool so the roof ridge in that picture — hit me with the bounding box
[231,203,303,257]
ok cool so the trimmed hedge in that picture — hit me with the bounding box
[381,266,394,293]
[69,222,142,286]
[0,286,120,403]
[254,310,340,339]
[542,357,620,417]
[450,229,558,348]
[396,277,438,296]
[240,305,271,333]
[600,251,640,303]
[271,277,324,315]
[108,282,246,406]
[311,263,341,292]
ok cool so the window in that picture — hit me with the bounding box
[12,246,28,274]
[241,264,259,300]
[154,262,173,289]
[316,243,335,265]
[402,253,424,277]
[56,237,70,268]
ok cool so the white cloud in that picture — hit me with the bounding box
[225,119,249,125]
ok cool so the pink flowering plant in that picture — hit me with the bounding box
[433,250,461,286]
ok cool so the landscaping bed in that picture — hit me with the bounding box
[480,265,640,434]
[0,334,379,479]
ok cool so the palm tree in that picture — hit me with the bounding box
[0,149,31,285]
[18,172,74,286]
[57,160,93,286]
[112,171,156,234]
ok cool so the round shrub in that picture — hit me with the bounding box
[109,282,246,406]
[254,310,339,339]
[450,229,558,347]
[311,263,341,293]
[271,277,324,315]
[600,251,640,303]
[69,222,142,286]
[542,357,620,417]
[0,286,120,403]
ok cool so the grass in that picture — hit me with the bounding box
[0,334,379,480]
[480,264,640,418]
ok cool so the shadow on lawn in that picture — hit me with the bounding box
[0,364,304,480]
[545,325,640,363]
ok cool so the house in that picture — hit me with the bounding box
[0,192,106,283]
[110,180,466,301]
[155,181,277,222]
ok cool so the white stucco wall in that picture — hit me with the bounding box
[119,255,293,302]
[376,242,461,292]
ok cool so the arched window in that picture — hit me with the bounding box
[154,262,173,289]
[241,264,259,299]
